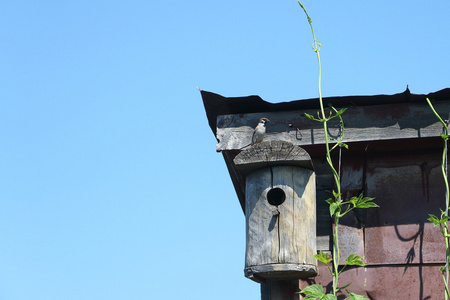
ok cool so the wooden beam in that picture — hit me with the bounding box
[216,100,450,151]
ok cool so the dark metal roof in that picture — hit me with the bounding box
[201,87,450,135]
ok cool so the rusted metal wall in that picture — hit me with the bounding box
[302,264,445,299]
[300,138,447,299]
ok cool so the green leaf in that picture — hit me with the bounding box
[332,190,341,199]
[337,107,347,115]
[428,213,449,226]
[338,142,349,149]
[327,106,347,120]
[337,282,351,291]
[314,251,332,265]
[349,193,378,209]
[300,284,324,299]
[325,198,334,205]
[349,197,358,206]
[440,209,450,219]
[357,201,378,209]
[345,254,366,266]
[322,295,337,300]
[329,202,341,217]
[440,210,450,223]
[346,290,369,300]
[334,107,347,117]
[305,113,319,122]
[428,214,440,226]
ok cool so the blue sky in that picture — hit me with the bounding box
[0,1,449,299]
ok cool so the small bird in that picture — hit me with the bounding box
[252,117,270,144]
[239,118,270,150]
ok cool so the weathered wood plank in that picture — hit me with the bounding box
[245,168,278,268]
[292,167,316,266]
[244,166,317,281]
[234,141,313,176]
[216,101,450,151]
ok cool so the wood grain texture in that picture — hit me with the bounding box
[234,141,313,176]
[216,101,450,151]
[231,142,335,252]
[244,166,317,281]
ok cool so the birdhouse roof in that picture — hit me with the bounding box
[201,87,450,136]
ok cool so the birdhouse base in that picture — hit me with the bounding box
[245,263,317,282]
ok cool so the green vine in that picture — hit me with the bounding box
[297,2,378,299]
[426,97,450,300]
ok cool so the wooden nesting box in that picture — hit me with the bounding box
[234,141,317,282]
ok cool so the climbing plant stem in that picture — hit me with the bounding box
[426,97,450,300]
[298,1,342,294]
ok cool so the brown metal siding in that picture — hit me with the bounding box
[301,264,445,299]
[302,138,447,298]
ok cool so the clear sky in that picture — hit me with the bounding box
[0,1,449,299]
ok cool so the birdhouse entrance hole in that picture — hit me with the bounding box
[233,141,317,281]
[267,187,285,206]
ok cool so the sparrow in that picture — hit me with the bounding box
[239,118,270,150]
[252,117,270,144]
